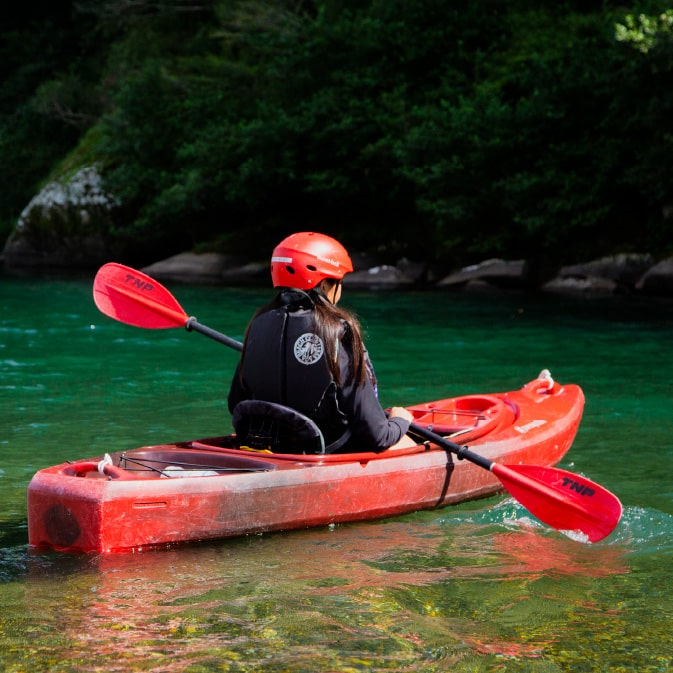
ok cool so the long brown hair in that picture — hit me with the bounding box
[311,285,368,387]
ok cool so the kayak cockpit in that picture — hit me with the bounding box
[63,447,278,480]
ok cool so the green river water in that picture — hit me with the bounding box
[1,272,672,672]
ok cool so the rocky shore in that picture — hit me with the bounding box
[136,250,673,298]
[4,234,673,299]
[2,164,673,297]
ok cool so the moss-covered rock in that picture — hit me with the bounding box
[2,166,123,269]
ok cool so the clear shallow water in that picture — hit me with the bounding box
[1,273,672,672]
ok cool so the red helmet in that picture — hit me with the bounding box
[271,232,353,289]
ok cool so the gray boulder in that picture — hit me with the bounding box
[541,253,659,296]
[344,264,414,290]
[437,259,529,290]
[220,261,268,285]
[142,252,233,284]
[636,257,673,295]
[542,275,619,297]
[558,253,654,287]
[2,166,122,268]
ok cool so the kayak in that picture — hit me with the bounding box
[27,372,586,553]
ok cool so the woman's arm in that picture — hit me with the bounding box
[337,349,411,451]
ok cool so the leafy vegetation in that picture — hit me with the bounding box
[2,0,673,272]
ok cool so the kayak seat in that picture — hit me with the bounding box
[232,400,326,454]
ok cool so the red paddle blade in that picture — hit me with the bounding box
[93,263,189,329]
[491,463,622,543]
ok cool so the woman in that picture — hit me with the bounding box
[228,231,415,453]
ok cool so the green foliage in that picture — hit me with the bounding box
[2,0,673,268]
[615,9,673,53]
[605,3,673,254]
[0,3,105,239]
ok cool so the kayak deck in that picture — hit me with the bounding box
[27,373,585,553]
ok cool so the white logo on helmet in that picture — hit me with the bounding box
[316,254,341,268]
[294,333,324,365]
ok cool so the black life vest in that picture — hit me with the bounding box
[239,291,350,449]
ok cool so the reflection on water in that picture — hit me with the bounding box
[2,277,673,671]
[3,515,636,672]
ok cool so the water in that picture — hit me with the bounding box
[2,273,673,672]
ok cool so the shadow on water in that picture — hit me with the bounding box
[0,519,28,547]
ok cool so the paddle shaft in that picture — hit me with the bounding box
[186,317,243,351]
[408,422,492,470]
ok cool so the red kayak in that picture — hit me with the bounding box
[27,373,590,553]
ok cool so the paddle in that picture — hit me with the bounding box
[93,262,243,351]
[93,262,623,542]
[408,423,622,542]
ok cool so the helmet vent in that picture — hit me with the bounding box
[285,265,295,275]
[306,264,317,271]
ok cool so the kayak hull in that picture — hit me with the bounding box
[27,375,585,553]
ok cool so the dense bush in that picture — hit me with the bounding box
[2,0,673,269]
[0,2,91,240]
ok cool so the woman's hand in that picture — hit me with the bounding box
[389,406,413,423]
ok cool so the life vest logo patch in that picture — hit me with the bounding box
[294,333,324,365]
